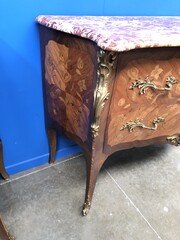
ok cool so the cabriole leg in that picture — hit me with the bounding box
[0,216,13,240]
[82,152,106,216]
[0,141,9,180]
[47,128,57,164]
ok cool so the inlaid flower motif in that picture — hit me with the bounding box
[76,57,84,75]
[127,67,139,80]
[77,57,84,69]
[150,65,163,80]
[145,91,154,100]
[78,79,87,92]
[45,41,71,91]
[64,93,89,141]
[118,98,125,107]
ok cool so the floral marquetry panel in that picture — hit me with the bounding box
[45,39,97,142]
[105,47,180,149]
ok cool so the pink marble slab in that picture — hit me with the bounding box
[36,16,180,52]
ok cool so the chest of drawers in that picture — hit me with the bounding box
[36,16,180,215]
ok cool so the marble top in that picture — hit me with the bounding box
[36,16,180,52]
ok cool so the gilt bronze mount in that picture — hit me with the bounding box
[82,199,91,216]
[129,75,178,95]
[91,50,117,139]
[166,135,180,146]
[120,117,164,132]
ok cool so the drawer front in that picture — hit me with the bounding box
[105,48,180,148]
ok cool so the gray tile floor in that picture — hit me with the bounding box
[0,144,180,240]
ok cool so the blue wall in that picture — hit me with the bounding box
[0,0,179,175]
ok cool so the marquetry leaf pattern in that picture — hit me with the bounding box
[45,40,95,141]
[107,49,180,147]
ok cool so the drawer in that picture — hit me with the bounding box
[105,47,180,149]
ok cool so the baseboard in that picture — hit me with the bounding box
[6,145,81,175]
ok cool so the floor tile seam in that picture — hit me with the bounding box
[0,153,83,186]
[103,167,163,240]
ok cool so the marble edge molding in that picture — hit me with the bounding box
[36,15,180,52]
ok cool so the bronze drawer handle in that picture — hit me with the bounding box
[129,76,178,95]
[120,117,164,132]
[166,135,180,146]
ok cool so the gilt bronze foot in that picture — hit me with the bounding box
[82,200,91,216]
